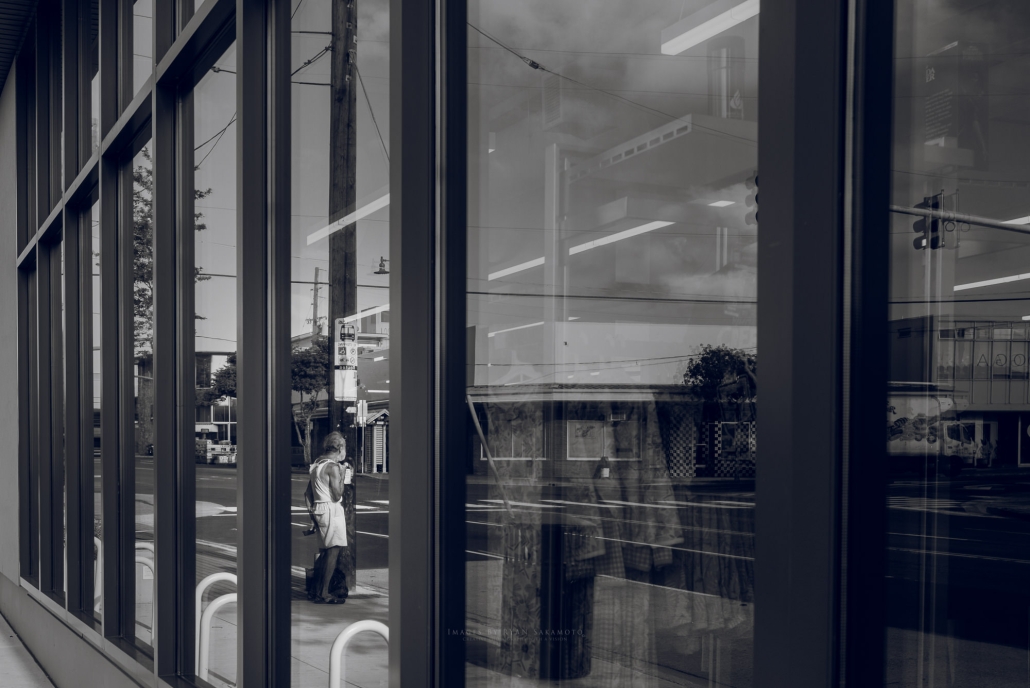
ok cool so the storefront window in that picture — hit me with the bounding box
[191,42,239,686]
[885,1,1030,683]
[289,0,391,681]
[465,1,758,684]
[129,144,154,648]
[89,199,102,622]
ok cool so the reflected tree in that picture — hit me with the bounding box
[132,147,213,454]
[291,335,331,465]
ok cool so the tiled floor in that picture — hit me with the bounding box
[0,612,55,688]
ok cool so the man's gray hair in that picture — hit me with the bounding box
[322,431,346,454]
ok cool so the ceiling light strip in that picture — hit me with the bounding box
[488,321,545,338]
[569,221,673,255]
[661,0,760,55]
[487,256,545,281]
[954,273,1030,292]
[307,193,391,245]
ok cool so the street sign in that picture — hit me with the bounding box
[334,318,358,402]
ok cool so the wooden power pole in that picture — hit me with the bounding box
[328,0,359,592]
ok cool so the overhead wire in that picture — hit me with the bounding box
[356,64,389,164]
[466,22,756,147]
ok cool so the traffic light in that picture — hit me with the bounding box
[912,195,941,250]
[745,171,759,227]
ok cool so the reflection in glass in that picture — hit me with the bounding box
[289,0,390,682]
[90,200,102,621]
[191,43,238,686]
[465,2,758,685]
[132,0,152,96]
[130,145,154,648]
[885,2,1030,684]
[88,0,99,155]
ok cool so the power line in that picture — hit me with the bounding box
[292,46,330,77]
[356,64,389,164]
[467,22,756,147]
[195,113,236,151]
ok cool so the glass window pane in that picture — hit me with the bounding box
[130,145,154,649]
[465,2,758,685]
[88,0,99,155]
[56,237,67,600]
[132,0,152,96]
[289,0,391,682]
[886,2,1030,684]
[191,43,238,687]
[90,200,102,621]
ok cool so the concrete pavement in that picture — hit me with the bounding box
[0,612,55,688]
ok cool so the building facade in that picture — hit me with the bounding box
[1,0,1030,687]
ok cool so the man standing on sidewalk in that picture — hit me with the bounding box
[305,432,353,603]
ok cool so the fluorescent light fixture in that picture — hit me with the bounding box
[342,303,390,323]
[567,375,575,379]
[306,193,391,245]
[708,200,735,207]
[568,316,580,321]
[661,0,760,55]
[373,356,386,362]
[954,273,1030,291]
[1022,316,1030,321]
[1004,215,1030,225]
[488,321,545,338]
[367,390,389,394]
[590,371,600,376]
[570,220,673,255]
[488,256,545,281]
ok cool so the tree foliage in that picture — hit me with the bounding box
[683,344,756,401]
[291,335,331,464]
[131,147,213,357]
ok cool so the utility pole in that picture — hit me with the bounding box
[328,0,358,593]
[310,265,321,337]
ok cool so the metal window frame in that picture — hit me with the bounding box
[388,0,438,683]
[841,0,893,684]
[753,0,849,685]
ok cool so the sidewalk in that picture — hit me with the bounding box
[0,612,55,688]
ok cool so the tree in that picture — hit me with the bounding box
[131,148,213,454]
[683,344,757,402]
[291,335,331,465]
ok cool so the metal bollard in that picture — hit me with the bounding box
[194,572,237,673]
[328,620,389,687]
[198,593,237,682]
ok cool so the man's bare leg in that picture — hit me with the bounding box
[319,545,343,600]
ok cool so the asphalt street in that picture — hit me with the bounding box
[110,457,1030,683]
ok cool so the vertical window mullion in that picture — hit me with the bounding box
[20,261,38,584]
[237,1,274,683]
[37,240,55,595]
[268,0,291,682]
[152,78,178,676]
[49,232,67,604]
[175,84,197,679]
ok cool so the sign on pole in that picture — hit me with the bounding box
[334,318,358,402]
